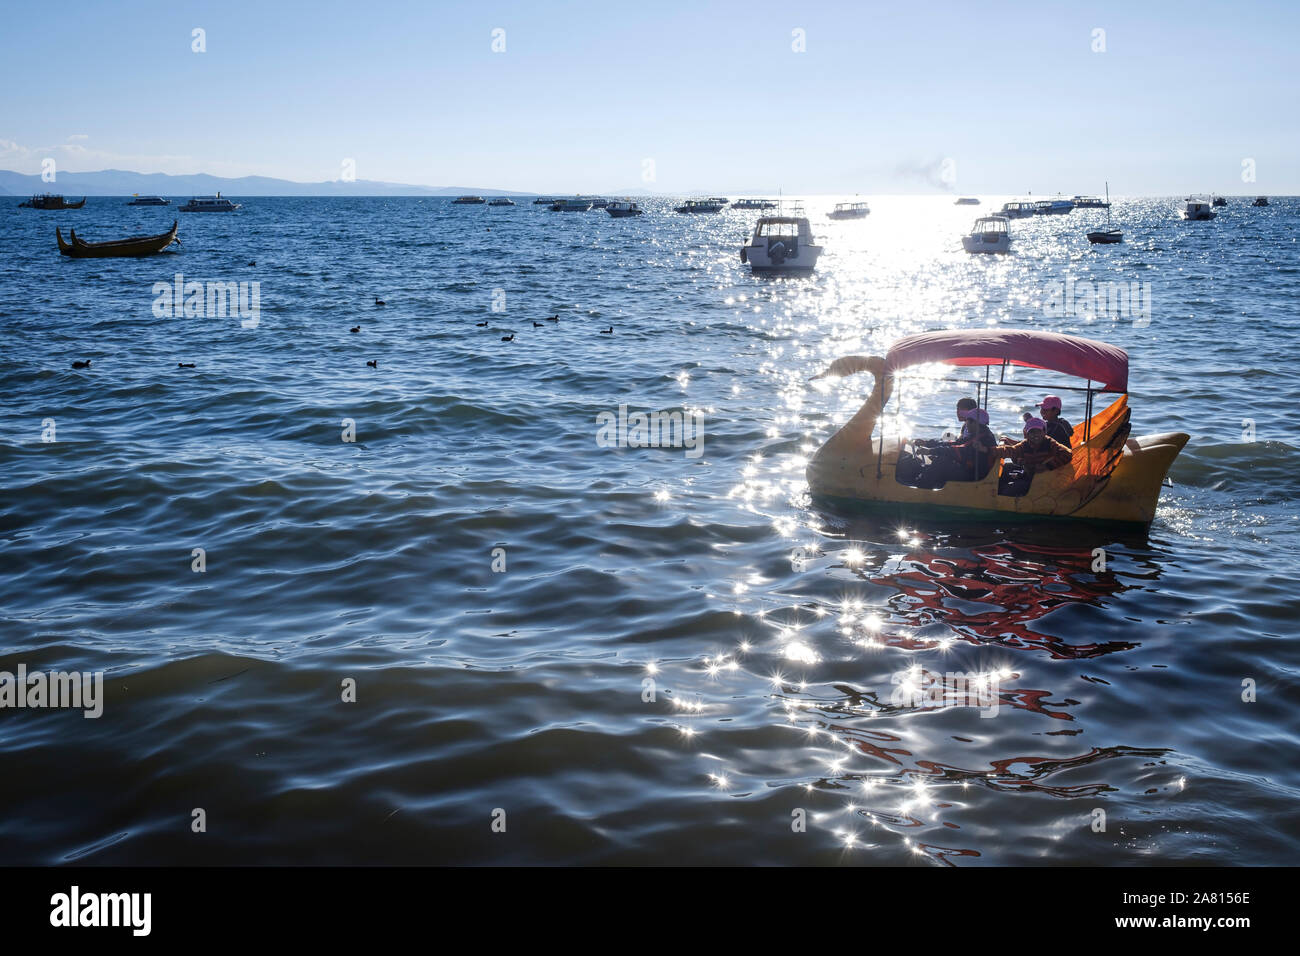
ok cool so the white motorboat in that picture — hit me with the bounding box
[550,198,593,212]
[126,196,171,206]
[740,216,822,275]
[488,197,515,206]
[961,215,1010,253]
[998,200,1037,219]
[1182,197,1216,220]
[733,198,777,209]
[606,200,643,217]
[675,198,726,213]
[179,193,240,212]
[826,201,871,220]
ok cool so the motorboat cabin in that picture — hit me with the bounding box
[961,216,1010,253]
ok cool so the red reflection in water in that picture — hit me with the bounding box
[878,541,1137,659]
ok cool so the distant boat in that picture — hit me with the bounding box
[1253,196,1269,206]
[452,196,485,204]
[126,195,171,206]
[1071,195,1110,209]
[606,200,643,217]
[675,198,725,213]
[58,220,180,258]
[1034,198,1074,216]
[998,200,1037,219]
[1086,183,1123,244]
[827,201,871,220]
[962,215,1010,254]
[533,197,556,205]
[733,198,777,209]
[487,197,515,206]
[708,197,729,205]
[1181,197,1216,220]
[955,197,980,205]
[740,215,822,274]
[550,198,593,212]
[589,198,609,208]
[19,193,85,210]
[180,193,240,212]
[1212,196,1228,207]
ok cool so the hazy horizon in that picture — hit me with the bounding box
[3,0,1298,194]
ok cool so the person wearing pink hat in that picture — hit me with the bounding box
[1036,395,1074,448]
[905,397,997,487]
[996,417,1073,496]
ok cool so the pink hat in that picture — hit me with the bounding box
[958,407,988,424]
[1037,395,1062,412]
[1023,417,1046,435]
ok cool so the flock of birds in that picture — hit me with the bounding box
[67,296,615,371]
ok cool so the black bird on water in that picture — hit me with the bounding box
[71,359,91,369]
[248,261,256,267]
[367,360,378,368]
[374,297,386,306]
[501,333,515,342]
[545,315,559,322]
[600,327,613,334]
[476,321,488,327]
[350,326,360,333]
[532,321,543,327]
[177,362,196,368]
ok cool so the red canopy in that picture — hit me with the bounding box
[884,329,1128,391]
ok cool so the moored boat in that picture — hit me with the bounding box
[550,197,593,212]
[954,197,980,205]
[180,193,240,212]
[19,193,86,210]
[739,215,822,275]
[1253,196,1269,206]
[998,200,1037,219]
[127,195,171,206]
[533,197,557,205]
[1182,197,1215,220]
[1034,198,1074,215]
[1212,195,1227,207]
[1070,195,1110,209]
[606,200,643,217]
[733,198,777,209]
[827,201,871,220]
[487,197,516,206]
[961,215,1010,253]
[1086,182,1123,244]
[675,198,726,213]
[806,329,1188,526]
[57,220,180,258]
[452,196,486,204]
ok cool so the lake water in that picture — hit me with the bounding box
[1,194,1296,864]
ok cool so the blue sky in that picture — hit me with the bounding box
[3,0,1297,193]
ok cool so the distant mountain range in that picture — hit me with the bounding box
[0,169,539,197]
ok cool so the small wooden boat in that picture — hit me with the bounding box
[57,220,179,258]
[20,193,86,210]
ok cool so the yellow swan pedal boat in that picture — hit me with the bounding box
[806,329,1189,527]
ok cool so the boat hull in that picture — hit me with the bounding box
[743,244,821,275]
[58,221,179,258]
[807,429,1188,527]
[1087,230,1123,244]
[962,235,1009,253]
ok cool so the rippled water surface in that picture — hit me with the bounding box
[1,195,1297,865]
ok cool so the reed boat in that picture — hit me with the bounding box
[807,329,1189,527]
[20,193,86,210]
[57,220,179,258]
